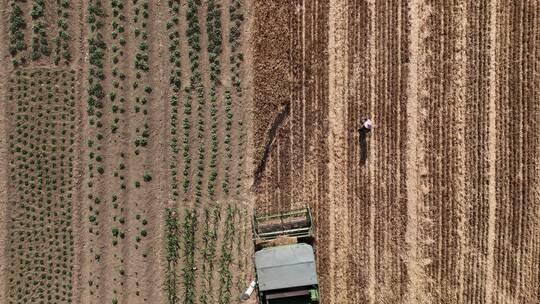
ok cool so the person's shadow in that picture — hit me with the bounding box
[358,128,370,165]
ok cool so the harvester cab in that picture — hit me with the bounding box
[250,207,320,304]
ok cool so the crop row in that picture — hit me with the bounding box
[188,0,207,203]
[234,208,249,295]
[109,0,127,136]
[205,0,223,198]
[228,0,245,195]
[165,209,181,304]
[8,2,26,66]
[132,0,151,159]
[7,69,76,304]
[199,206,221,304]
[182,210,198,304]
[165,1,182,302]
[167,0,182,200]
[30,0,51,61]
[109,1,129,302]
[53,0,71,65]
[86,0,107,296]
[218,206,236,304]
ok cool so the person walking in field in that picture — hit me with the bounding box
[358,118,372,165]
[358,118,373,133]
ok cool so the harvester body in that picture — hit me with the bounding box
[252,208,320,304]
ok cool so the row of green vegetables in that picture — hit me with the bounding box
[9,0,72,66]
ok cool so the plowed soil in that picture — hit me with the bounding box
[253,1,540,303]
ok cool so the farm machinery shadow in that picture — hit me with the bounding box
[252,103,290,189]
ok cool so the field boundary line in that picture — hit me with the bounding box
[0,0,10,299]
[485,0,499,302]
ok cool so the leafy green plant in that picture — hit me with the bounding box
[165,208,180,304]
[218,206,236,304]
[8,4,27,63]
[143,172,152,182]
[182,210,198,304]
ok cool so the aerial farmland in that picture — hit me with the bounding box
[0,1,538,304]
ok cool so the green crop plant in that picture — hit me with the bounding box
[143,172,152,182]
[8,3,27,65]
[54,0,71,64]
[182,210,198,304]
[218,205,236,304]
[180,0,204,198]
[87,0,107,296]
[204,0,223,198]
[30,0,50,60]
[165,209,180,304]
[229,0,246,194]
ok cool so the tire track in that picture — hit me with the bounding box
[328,1,349,303]
[405,1,431,303]
[486,0,500,302]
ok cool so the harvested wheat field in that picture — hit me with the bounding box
[0,0,538,304]
[253,0,539,303]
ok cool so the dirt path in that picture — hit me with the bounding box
[453,3,467,303]
[404,0,428,302]
[77,0,97,302]
[327,1,349,303]
[71,0,87,301]
[486,1,500,302]
[0,0,11,299]
[141,0,168,302]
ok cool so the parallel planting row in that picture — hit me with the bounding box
[166,0,246,203]
[8,0,73,66]
[163,0,249,302]
[84,1,156,302]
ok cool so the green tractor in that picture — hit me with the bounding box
[250,207,320,304]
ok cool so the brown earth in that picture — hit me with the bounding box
[1,0,254,303]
